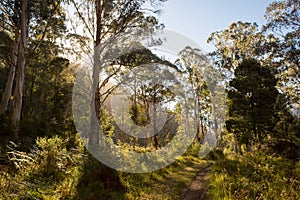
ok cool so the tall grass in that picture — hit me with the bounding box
[208,151,300,199]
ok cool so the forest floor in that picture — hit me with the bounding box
[181,163,213,200]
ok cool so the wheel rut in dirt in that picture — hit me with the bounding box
[181,164,213,200]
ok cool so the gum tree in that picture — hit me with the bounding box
[0,0,67,138]
[69,0,167,146]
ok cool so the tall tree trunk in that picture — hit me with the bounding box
[0,2,20,115]
[153,93,158,149]
[89,0,102,147]
[11,0,28,139]
[194,96,200,143]
[200,115,205,142]
[0,46,17,113]
[89,47,101,147]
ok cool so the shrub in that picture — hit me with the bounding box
[5,135,84,199]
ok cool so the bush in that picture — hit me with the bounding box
[5,135,84,199]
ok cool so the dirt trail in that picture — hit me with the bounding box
[181,164,213,200]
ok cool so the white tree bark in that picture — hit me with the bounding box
[11,0,28,138]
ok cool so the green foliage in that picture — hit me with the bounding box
[100,109,115,138]
[29,0,67,38]
[208,151,300,199]
[0,0,68,139]
[22,41,75,137]
[4,135,84,199]
[264,0,300,108]
[118,148,209,200]
[270,96,300,159]
[207,21,279,73]
[226,59,278,146]
[1,1,300,200]
[33,136,69,177]
[129,103,149,126]
[178,47,213,143]
[0,31,12,67]
[75,154,125,200]
[205,149,226,161]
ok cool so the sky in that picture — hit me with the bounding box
[158,0,274,52]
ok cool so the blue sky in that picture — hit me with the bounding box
[158,0,274,52]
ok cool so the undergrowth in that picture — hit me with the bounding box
[208,150,300,200]
[0,136,208,199]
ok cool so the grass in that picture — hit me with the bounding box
[1,137,210,199]
[207,150,300,200]
[73,143,210,199]
[119,154,210,200]
[5,135,300,199]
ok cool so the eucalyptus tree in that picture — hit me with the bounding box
[0,0,67,138]
[68,0,167,146]
[178,47,211,143]
[264,0,300,112]
[207,21,279,79]
[0,0,29,138]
